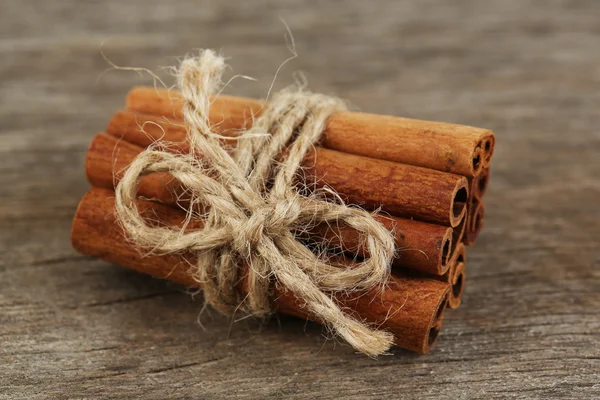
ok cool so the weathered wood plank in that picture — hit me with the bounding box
[1,0,599,399]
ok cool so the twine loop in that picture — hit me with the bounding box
[115,50,397,356]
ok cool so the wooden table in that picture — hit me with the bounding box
[2,1,599,398]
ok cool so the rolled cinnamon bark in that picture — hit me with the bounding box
[447,243,466,309]
[448,262,465,309]
[482,138,495,168]
[304,147,468,227]
[463,164,488,246]
[71,188,451,354]
[470,167,490,201]
[86,132,454,275]
[464,200,485,245]
[316,216,454,275]
[126,87,495,177]
[106,112,468,227]
[451,215,466,256]
[407,242,465,310]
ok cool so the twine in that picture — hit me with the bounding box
[114,50,396,356]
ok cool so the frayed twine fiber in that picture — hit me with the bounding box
[114,50,396,356]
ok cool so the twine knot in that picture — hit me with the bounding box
[232,198,300,252]
[115,50,397,356]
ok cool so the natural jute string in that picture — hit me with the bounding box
[114,50,396,356]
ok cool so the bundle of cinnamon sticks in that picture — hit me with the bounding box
[71,86,494,354]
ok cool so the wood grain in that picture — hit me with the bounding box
[1,0,599,399]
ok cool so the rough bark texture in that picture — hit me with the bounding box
[1,1,599,399]
[71,188,450,355]
[125,87,494,177]
[105,109,469,227]
[88,132,456,274]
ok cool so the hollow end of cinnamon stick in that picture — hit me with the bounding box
[428,294,448,348]
[428,318,444,348]
[472,204,485,236]
[449,216,466,264]
[476,168,490,200]
[436,242,465,310]
[453,242,466,265]
[477,173,488,199]
[442,242,466,281]
[401,277,449,353]
[432,292,447,325]
[448,261,466,309]
[440,229,453,271]
[471,147,484,178]
[482,135,496,167]
[450,179,469,228]
[465,201,485,246]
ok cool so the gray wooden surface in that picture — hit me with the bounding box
[1,1,599,399]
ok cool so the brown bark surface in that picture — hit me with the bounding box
[89,132,460,275]
[126,87,494,177]
[106,112,468,226]
[71,188,450,354]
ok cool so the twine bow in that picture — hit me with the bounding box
[115,50,396,356]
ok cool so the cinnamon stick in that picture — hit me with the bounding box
[316,216,453,275]
[126,87,495,177]
[106,112,469,227]
[87,132,454,275]
[451,215,466,257]
[447,243,466,309]
[71,188,451,354]
[448,261,466,309]
[464,200,485,245]
[470,167,490,201]
[464,165,489,246]
[406,242,465,309]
